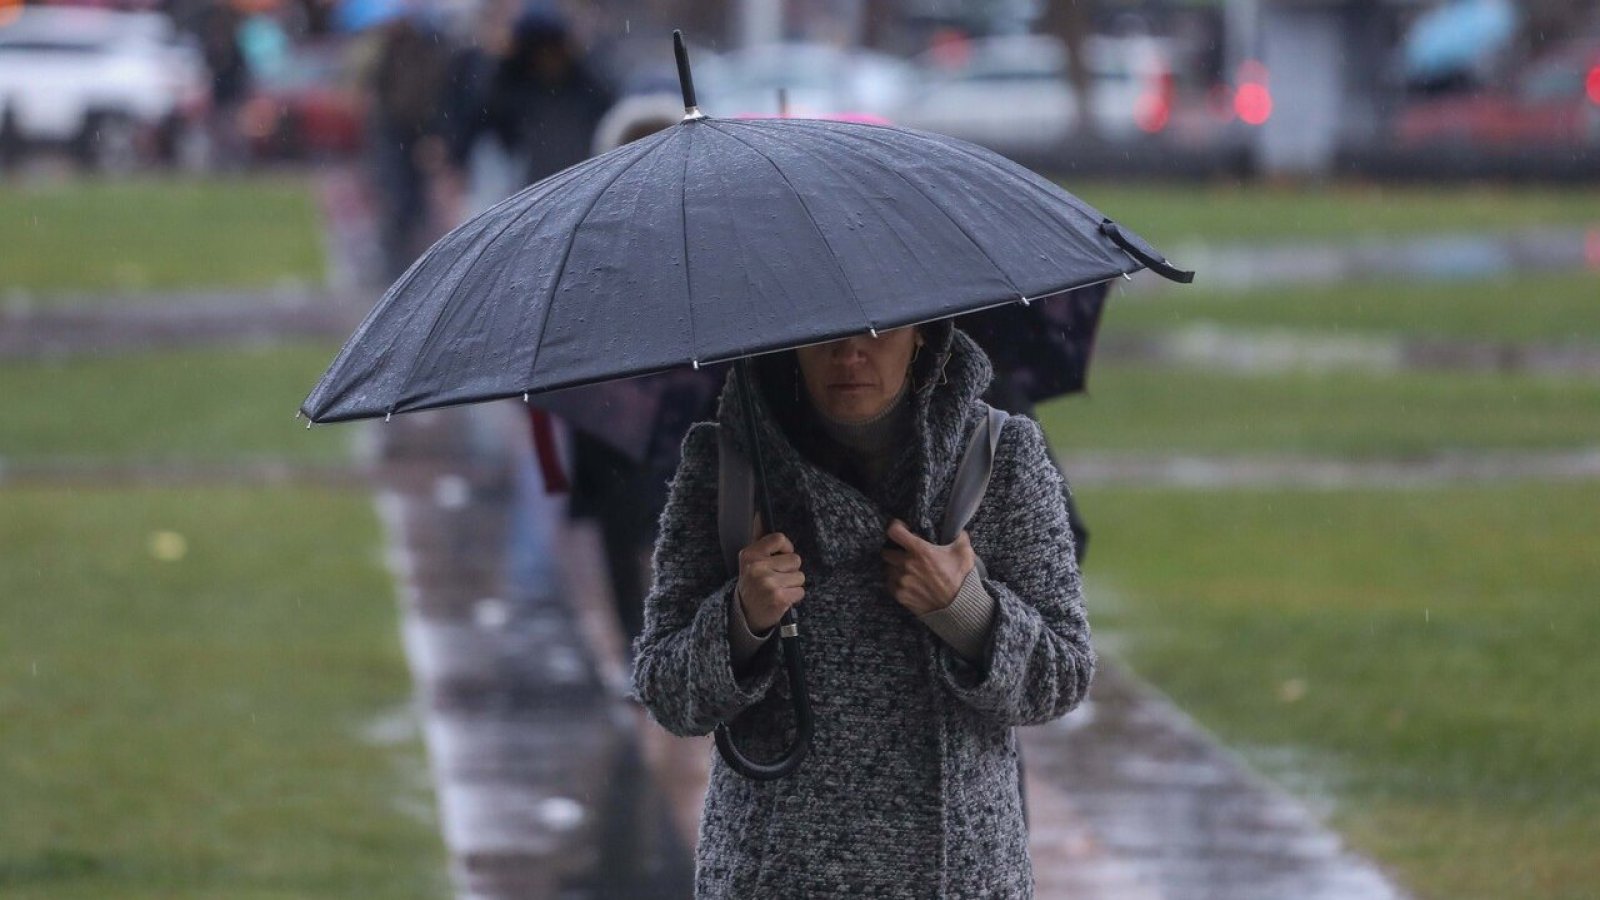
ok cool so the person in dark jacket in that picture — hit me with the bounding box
[483,10,614,185]
[367,18,450,277]
[633,320,1094,897]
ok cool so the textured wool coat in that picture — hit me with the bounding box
[632,324,1094,898]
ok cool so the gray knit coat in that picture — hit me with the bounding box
[632,326,1094,898]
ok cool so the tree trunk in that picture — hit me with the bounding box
[1041,0,1098,140]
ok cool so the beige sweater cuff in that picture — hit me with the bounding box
[919,566,996,663]
[729,588,775,667]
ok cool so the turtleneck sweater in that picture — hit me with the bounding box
[730,379,997,666]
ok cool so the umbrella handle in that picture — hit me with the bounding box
[713,609,814,780]
[713,358,814,779]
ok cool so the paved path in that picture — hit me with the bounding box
[0,289,362,360]
[1131,226,1600,291]
[1057,447,1600,489]
[1098,327,1600,379]
[370,404,692,898]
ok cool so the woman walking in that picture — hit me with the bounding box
[633,319,1094,897]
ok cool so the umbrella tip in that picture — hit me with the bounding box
[673,30,704,120]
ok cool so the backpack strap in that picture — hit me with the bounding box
[717,404,1007,575]
[938,404,1010,546]
[716,424,755,577]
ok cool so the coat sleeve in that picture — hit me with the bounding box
[631,423,782,737]
[933,415,1094,727]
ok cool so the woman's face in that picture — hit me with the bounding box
[795,327,922,423]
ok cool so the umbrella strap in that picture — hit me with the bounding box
[1100,220,1195,284]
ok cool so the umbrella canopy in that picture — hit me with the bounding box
[300,111,1186,424]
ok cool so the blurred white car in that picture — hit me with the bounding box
[697,43,916,118]
[896,34,1175,150]
[0,8,208,171]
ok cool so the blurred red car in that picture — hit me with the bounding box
[241,42,364,160]
[1396,40,1600,148]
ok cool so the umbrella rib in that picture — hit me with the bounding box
[703,121,875,333]
[679,123,700,366]
[774,124,1024,301]
[526,130,678,391]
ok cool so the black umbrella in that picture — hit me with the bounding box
[302,33,1192,779]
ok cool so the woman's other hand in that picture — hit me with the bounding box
[882,519,975,616]
[737,522,805,633]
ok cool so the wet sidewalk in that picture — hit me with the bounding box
[1132,226,1600,292]
[368,404,691,898]
[373,400,1407,899]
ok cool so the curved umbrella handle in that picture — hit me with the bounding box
[713,608,814,780]
[1100,219,1195,284]
[714,359,814,780]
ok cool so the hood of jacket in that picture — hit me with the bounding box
[713,321,995,562]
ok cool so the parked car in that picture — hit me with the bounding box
[696,43,915,118]
[1395,40,1600,148]
[0,8,208,172]
[894,34,1175,150]
[239,42,365,160]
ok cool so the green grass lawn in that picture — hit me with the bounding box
[1039,362,1600,458]
[0,345,351,464]
[0,486,446,899]
[1104,272,1600,344]
[1069,181,1600,249]
[0,177,326,298]
[1075,483,1600,899]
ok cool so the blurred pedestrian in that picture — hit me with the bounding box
[198,5,251,170]
[634,321,1094,896]
[540,95,681,655]
[437,15,517,220]
[366,17,449,278]
[484,14,649,651]
[483,9,613,185]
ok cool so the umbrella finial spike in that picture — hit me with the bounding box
[673,31,704,120]
[1019,295,1032,306]
[385,411,392,423]
[523,392,530,403]
[306,419,313,430]
[692,358,701,370]
[869,327,878,338]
